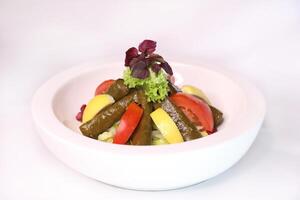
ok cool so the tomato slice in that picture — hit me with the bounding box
[113,102,143,144]
[170,93,214,132]
[95,79,115,96]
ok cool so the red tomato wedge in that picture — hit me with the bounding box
[95,79,115,96]
[113,102,143,144]
[170,93,214,132]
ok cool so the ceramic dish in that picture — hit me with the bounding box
[31,62,265,190]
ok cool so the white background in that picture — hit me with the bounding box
[1,0,300,199]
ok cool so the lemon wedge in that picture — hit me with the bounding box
[150,108,183,144]
[82,94,115,123]
[181,85,211,104]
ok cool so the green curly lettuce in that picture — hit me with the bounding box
[123,68,169,102]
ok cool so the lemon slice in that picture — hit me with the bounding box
[150,108,183,144]
[181,85,211,104]
[82,94,115,123]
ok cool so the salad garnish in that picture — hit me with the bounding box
[123,40,173,102]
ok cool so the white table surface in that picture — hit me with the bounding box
[1,0,299,199]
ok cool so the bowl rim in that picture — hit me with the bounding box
[31,61,266,155]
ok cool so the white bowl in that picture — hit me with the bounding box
[31,62,265,190]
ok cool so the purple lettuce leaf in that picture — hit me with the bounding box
[125,47,138,66]
[138,40,157,54]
